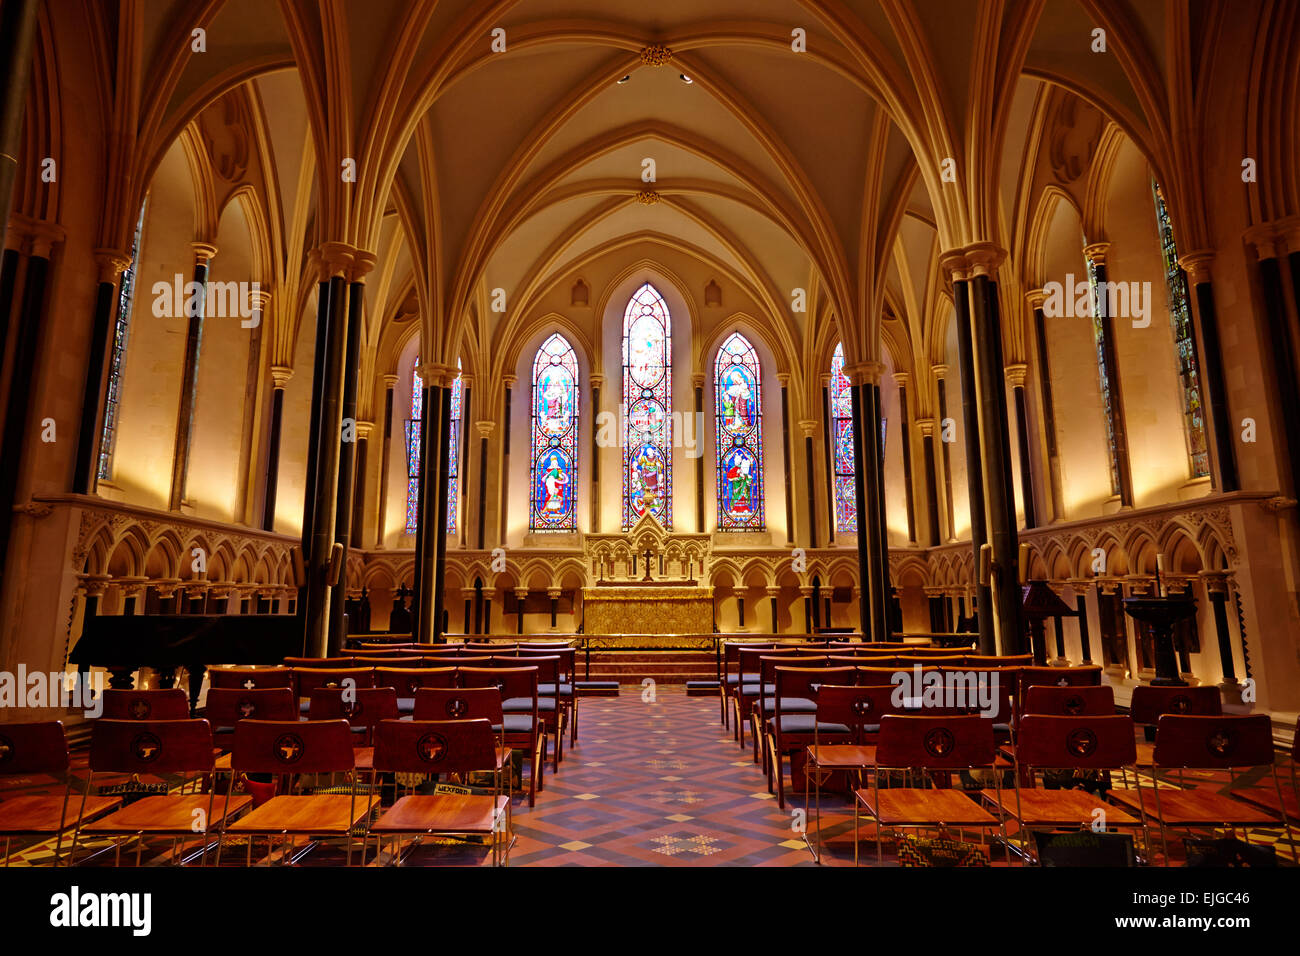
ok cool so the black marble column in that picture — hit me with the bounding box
[1029,296,1064,520]
[779,376,794,544]
[1253,243,1300,494]
[897,379,916,542]
[694,375,704,531]
[590,378,601,533]
[935,371,956,540]
[921,420,940,547]
[804,427,818,549]
[476,420,490,548]
[412,381,439,643]
[261,371,289,530]
[169,245,216,510]
[849,384,871,639]
[821,383,835,540]
[72,257,126,493]
[432,379,453,642]
[1008,366,1037,528]
[328,279,365,653]
[376,377,395,547]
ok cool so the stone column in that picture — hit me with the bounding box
[589,374,603,533]
[766,585,782,634]
[375,374,397,547]
[547,587,561,631]
[917,418,941,547]
[1005,363,1037,529]
[514,587,528,635]
[798,420,819,548]
[234,288,270,524]
[1027,289,1065,521]
[261,365,293,530]
[1244,227,1300,495]
[777,373,794,545]
[933,364,956,541]
[350,421,372,548]
[475,420,494,548]
[895,372,917,543]
[1201,570,1242,702]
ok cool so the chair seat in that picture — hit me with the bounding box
[854,787,999,826]
[84,793,252,834]
[806,744,877,769]
[370,793,509,835]
[396,698,415,715]
[538,683,573,696]
[0,794,122,833]
[1106,787,1283,826]
[758,697,818,715]
[353,747,374,771]
[765,716,850,735]
[1231,785,1299,820]
[494,715,536,735]
[725,674,742,685]
[227,794,379,835]
[503,697,556,713]
[740,683,775,696]
[980,787,1142,827]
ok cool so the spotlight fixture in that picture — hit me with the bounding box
[617,75,631,84]
[679,73,693,84]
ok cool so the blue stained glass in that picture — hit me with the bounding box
[715,333,764,530]
[446,362,462,534]
[530,333,580,530]
[623,283,672,529]
[403,358,461,534]
[830,343,857,533]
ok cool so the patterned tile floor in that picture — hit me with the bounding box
[3,688,1297,866]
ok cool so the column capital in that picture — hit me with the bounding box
[354,421,374,441]
[1199,569,1231,593]
[546,587,562,600]
[502,374,517,389]
[1082,241,1110,267]
[77,573,113,598]
[514,587,529,600]
[819,372,831,388]
[318,241,357,278]
[940,242,1007,281]
[893,371,911,388]
[382,373,399,388]
[916,417,936,437]
[764,585,782,599]
[797,419,818,439]
[589,373,604,389]
[349,250,378,282]
[1025,288,1048,309]
[1004,363,1029,387]
[931,363,949,380]
[776,372,791,387]
[271,365,294,389]
[844,361,884,386]
[459,374,475,390]
[421,363,459,389]
[691,372,706,389]
[1178,249,1216,284]
[192,241,219,264]
[475,420,496,439]
[92,247,132,283]
[7,215,66,257]
[481,587,497,600]
[151,578,183,599]
[1243,223,1286,261]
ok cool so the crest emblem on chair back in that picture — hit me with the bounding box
[414,687,504,724]
[89,719,215,774]
[1016,715,1137,769]
[309,687,399,727]
[1022,684,1115,717]
[206,688,297,725]
[291,666,376,700]
[374,718,498,775]
[875,715,995,770]
[231,719,356,774]
[1129,685,1221,726]
[0,721,69,775]
[208,666,293,690]
[103,689,190,720]
[1151,714,1273,769]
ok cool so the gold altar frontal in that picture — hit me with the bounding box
[582,585,715,647]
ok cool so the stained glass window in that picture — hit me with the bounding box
[530,334,579,530]
[98,201,147,481]
[446,360,462,534]
[714,333,764,530]
[622,283,672,529]
[1153,181,1210,478]
[404,367,423,534]
[829,342,856,533]
[1085,252,1122,495]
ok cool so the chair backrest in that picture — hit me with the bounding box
[89,718,215,774]
[493,655,559,689]
[939,667,1015,723]
[283,656,356,669]
[856,664,905,685]
[1023,684,1115,716]
[102,688,191,720]
[814,684,901,733]
[0,720,69,774]
[230,718,356,774]
[457,666,538,706]
[374,666,456,695]
[893,655,966,668]
[205,687,297,725]
[965,654,1034,667]
[518,641,574,650]
[1016,714,1137,770]
[414,686,504,724]
[516,646,576,679]
[1152,714,1274,769]
[291,666,376,699]
[1129,685,1221,726]
[875,714,995,770]
[349,654,422,667]
[373,719,499,776]
[208,666,293,690]
[737,646,798,678]
[308,686,399,729]
[774,666,855,714]
[466,642,515,653]
[1018,666,1103,697]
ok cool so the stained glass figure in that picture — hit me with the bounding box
[830,342,857,533]
[446,360,462,534]
[622,283,672,529]
[714,333,764,530]
[530,333,579,530]
[404,367,423,534]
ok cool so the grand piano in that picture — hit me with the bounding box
[69,614,303,714]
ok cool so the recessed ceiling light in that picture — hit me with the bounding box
[617,75,631,84]
[679,74,693,84]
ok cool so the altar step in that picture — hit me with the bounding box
[582,649,717,685]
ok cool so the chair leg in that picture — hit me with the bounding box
[774,742,786,810]
[570,697,578,747]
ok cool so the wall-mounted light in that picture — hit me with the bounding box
[617,75,631,84]
[679,74,693,84]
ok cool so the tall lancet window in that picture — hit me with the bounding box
[446,359,463,534]
[829,342,857,533]
[714,332,764,530]
[622,282,672,529]
[1085,249,1122,495]
[530,333,580,530]
[404,367,423,534]
[1152,181,1209,478]
[98,200,147,481]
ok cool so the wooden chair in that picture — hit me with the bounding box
[494,654,567,768]
[77,718,248,866]
[374,666,456,714]
[207,666,292,690]
[1022,683,1116,716]
[290,666,376,715]
[982,714,1148,863]
[1129,685,1222,766]
[804,685,901,862]
[964,654,1034,667]
[733,646,801,751]
[0,722,121,866]
[752,654,827,768]
[368,718,513,866]
[102,688,191,720]
[720,642,776,729]
[466,642,515,653]
[1231,715,1300,824]
[854,714,1008,865]
[221,719,378,866]
[205,687,298,746]
[283,656,356,669]
[1106,714,1294,864]
[457,667,545,807]
[764,666,855,809]
[309,686,400,753]
[517,646,579,748]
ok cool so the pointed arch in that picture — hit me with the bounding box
[622,282,673,529]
